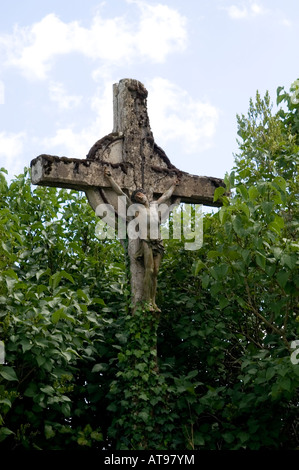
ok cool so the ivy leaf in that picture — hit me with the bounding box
[193,432,205,446]
[138,411,149,423]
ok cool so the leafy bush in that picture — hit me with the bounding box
[0,81,298,449]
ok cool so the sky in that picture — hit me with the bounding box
[0,0,298,185]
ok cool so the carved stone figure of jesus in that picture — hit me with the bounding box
[104,167,180,312]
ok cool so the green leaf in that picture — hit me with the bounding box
[236,297,247,308]
[0,398,12,408]
[268,215,284,234]
[193,431,205,446]
[92,363,108,373]
[277,270,289,288]
[256,252,266,270]
[201,274,210,289]
[51,307,65,324]
[77,289,89,301]
[219,296,229,309]
[90,431,103,441]
[20,339,32,353]
[192,259,206,276]
[236,184,248,200]
[45,424,56,440]
[186,370,199,379]
[4,269,18,280]
[40,385,55,395]
[213,186,226,202]
[266,368,276,381]
[138,411,149,423]
[237,431,249,444]
[107,403,118,412]
[36,355,46,367]
[276,86,285,104]
[0,366,18,382]
[280,377,291,392]
[281,254,296,270]
[24,382,38,397]
[211,264,228,280]
[50,270,75,290]
[0,427,14,442]
[248,186,259,200]
[223,432,235,444]
[139,392,149,401]
[261,201,274,216]
[219,206,229,224]
[232,214,244,236]
[273,176,287,192]
[224,171,235,190]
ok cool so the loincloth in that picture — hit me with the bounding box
[135,238,165,260]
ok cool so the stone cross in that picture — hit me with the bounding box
[31,78,225,310]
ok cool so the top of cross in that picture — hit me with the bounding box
[31,78,225,208]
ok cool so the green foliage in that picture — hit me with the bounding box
[0,170,125,449]
[277,78,299,144]
[156,84,299,450]
[0,80,298,450]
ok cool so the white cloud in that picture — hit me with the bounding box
[226,2,267,19]
[0,131,26,158]
[42,77,219,161]
[0,15,75,80]
[0,4,187,81]
[250,3,264,15]
[49,81,82,109]
[148,77,219,154]
[0,131,27,177]
[227,5,248,19]
[281,18,292,27]
[42,127,94,158]
[134,2,187,62]
[42,81,113,158]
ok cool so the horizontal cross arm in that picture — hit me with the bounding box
[178,172,225,207]
[152,170,225,207]
[31,154,121,190]
[31,154,226,207]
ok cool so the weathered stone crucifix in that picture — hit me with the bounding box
[31,78,224,312]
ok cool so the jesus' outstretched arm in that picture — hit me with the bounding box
[104,167,131,206]
[156,177,180,205]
